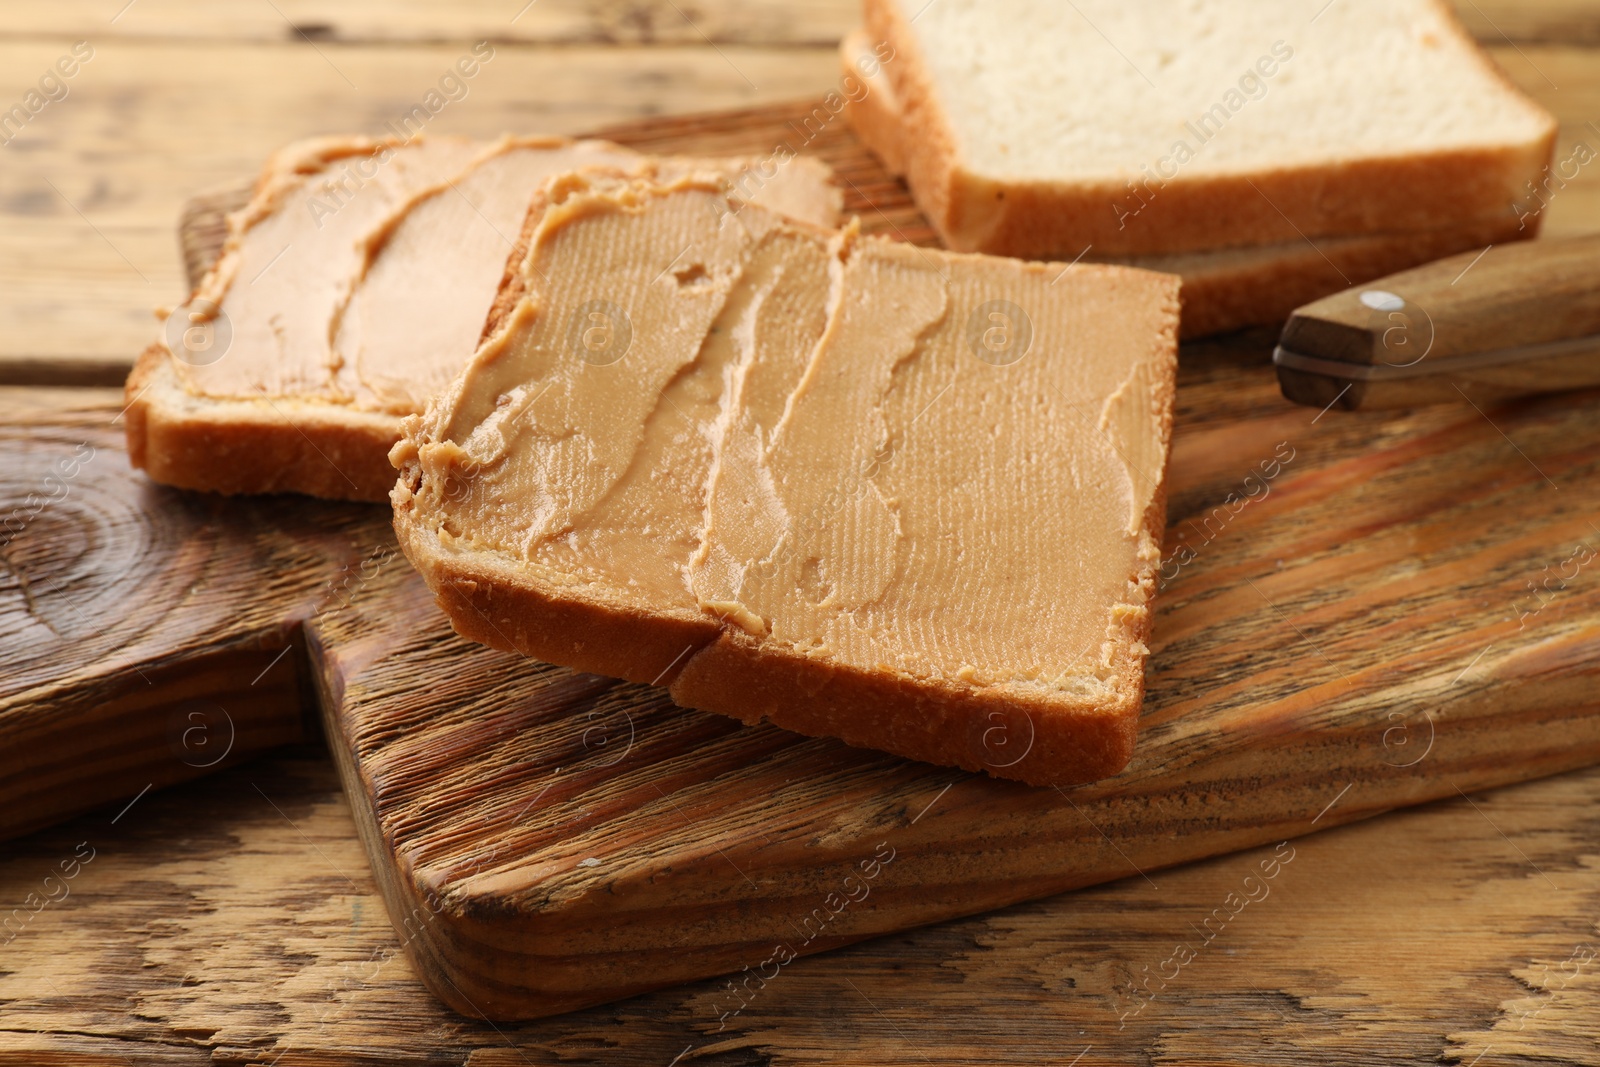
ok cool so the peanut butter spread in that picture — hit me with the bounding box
[178,136,483,402]
[396,175,1179,699]
[166,136,841,417]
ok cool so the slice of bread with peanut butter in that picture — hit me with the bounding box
[840,29,1533,339]
[124,135,841,501]
[391,171,1179,787]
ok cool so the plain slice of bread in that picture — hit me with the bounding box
[125,135,843,502]
[840,29,1533,339]
[863,0,1556,258]
[391,171,1180,787]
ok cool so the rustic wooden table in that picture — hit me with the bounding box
[2,2,1599,1064]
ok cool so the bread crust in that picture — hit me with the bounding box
[390,494,721,685]
[666,634,1139,786]
[863,0,1558,259]
[125,342,400,501]
[841,31,908,178]
[1165,215,1528,338]
[476,175,546,351]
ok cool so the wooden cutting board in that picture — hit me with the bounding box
[0,388,380,840]
[3,101,1598,1021]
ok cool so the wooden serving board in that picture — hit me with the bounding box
[3,102,1598,1021]
[0,389,381,840]
[306,107,1600,1018]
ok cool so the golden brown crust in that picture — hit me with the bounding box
[126,344,400,501]
[862,0,1558,258]
[391,475,720,685]
[932,145,1552,260]
[476,182,549,350]
[864,0,962,247]
[122,341,166,473]
[666,636,1139,787]
[840,31,908,178]
[1166,214,1530,338]
[138,410,397,501]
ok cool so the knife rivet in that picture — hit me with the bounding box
[1359,289,1406,311]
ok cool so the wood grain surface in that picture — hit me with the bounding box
[5,0,861,45]
[0,386,381,841]
[5,745,1600,1065]
[1,0,1584,44]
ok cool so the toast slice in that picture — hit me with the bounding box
[841,29,1532,339]
[124,135,842,501]
[862,0,1556,259]
[391,171,1180,787]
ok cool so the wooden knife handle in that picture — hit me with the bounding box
[1276,234,1600,410]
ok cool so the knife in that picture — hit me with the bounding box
[1273,234,1600,411]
